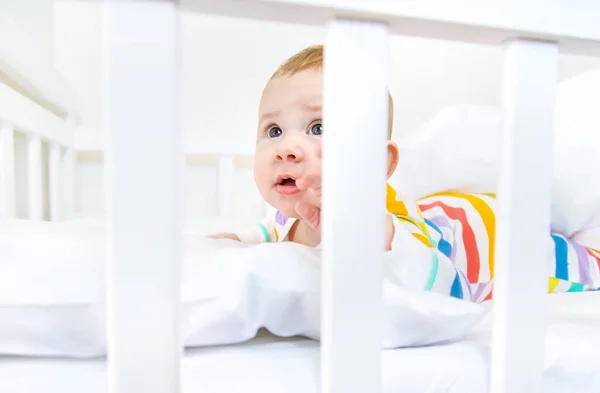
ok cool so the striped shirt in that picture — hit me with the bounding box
[392,188,600,302]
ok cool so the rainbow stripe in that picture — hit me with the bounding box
[418,193,496,287]
[384,184,600,302]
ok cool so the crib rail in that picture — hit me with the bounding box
[0,83,75,222]
[75,132,267,219]
[0,11,77,118]
[186,0,600,56]
[0,4,78,222]
[182,139,259,217]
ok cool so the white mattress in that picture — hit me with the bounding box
[1,292,599,393]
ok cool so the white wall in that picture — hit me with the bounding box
[0,0,55,63]
[54,0,103,131]
[52,2,600,223]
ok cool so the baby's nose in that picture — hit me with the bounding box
[276,144,304,162]
[277,149,303,162]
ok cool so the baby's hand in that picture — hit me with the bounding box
[207,233,240,241]
[295,143,323,232]
[295,175,322,232]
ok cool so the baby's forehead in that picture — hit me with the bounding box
[259,95,322,114]
[259,71,323,118]
[258,99,322,130]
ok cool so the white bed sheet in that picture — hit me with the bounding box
[0,292,598,393]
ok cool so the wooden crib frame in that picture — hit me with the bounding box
[3,1,600,393]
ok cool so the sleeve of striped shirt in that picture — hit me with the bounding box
[385,184,473,300]
[234,213,278,244]
[547,233,600,293]
[385,212,473,301]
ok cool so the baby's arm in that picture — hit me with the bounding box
[385,214,473,300]
[385,186,473,300]
[207,214,278,244]
[207,233,241,241]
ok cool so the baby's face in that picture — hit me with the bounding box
[254,68,323,218]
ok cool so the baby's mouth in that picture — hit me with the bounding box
[276,176,300,195]
[279,178,296,186]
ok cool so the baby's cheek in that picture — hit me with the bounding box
[253,154,269,180]
[252,170,273,203]
[313,141,322,159]
[306,144,322,171]
[253,171,269,194]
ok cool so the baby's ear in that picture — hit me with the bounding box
[386,141,399,179]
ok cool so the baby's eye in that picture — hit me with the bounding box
[268,127,282,138]
[308,123,323,136]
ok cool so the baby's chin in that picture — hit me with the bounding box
[271,203,301,220]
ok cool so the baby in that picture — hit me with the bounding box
[210,45,600,302]
[209,44,403,250]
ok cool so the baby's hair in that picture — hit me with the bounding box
[270,44,394,138]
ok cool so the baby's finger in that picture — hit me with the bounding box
[296,175,321,191]
[309,186,322,201]
[295,201,321,232]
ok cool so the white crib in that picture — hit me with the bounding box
[2,1,600,393]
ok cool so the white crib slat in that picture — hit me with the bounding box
[321,19,388,393]
[0,121,15,219]
[48,143,61,221]
[27,134,43,221]
[62,115,76,220]
[104,2,181,393]
[217,156,234,216]
[490,39,558,393]
[62,147,75,220]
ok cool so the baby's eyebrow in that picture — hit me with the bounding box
[258,109,280,127]
[303,103,322,112]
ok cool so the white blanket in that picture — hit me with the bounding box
[0,219,487,358]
